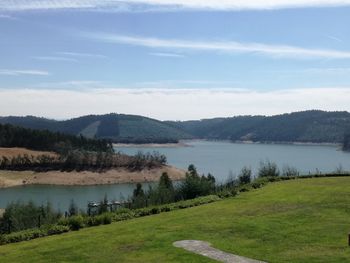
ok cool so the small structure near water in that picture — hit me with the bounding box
[87,200,130,216]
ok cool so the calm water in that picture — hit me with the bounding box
[118,140,350,182]
[1,141,349,211]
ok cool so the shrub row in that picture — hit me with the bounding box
[0,195,222,246]
[112,195,222,222]
[0,225,69,245]
[58,214,113,230]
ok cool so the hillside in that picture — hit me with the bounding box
[168,110,350,143]
[1,177,350,262]
[0,123,112,153]
[1,110,350,144]
[0,114,192,144]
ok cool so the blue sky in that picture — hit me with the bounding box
[1,1,350,120]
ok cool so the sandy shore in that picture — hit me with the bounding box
[0,166,186,189]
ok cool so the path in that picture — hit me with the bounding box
[173,240,267,263]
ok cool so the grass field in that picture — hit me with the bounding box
[1,177,350,262]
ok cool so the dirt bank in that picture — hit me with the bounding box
[0,166,186,188]
[0,147,57,158]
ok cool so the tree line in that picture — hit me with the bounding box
[0,124,167,172]
[0,151,167,172]
[0,123,113,153]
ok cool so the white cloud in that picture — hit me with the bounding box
[56,52,107,59]
[325,35,343,43]
[1,0,350,12]
[0,87,349,120]
[36,80,110,89]
[149,52,185,58]
[304,67,350,74]
[130,80,241,88]
[32,56,78,62]
[84,33,350,59]
[0,14,16,19]
[0,69,50,76]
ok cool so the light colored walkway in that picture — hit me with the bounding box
[173,240,267,263]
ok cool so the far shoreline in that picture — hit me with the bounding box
[114,139,342,148]
[233,140,341,147]
[113,141,191,148]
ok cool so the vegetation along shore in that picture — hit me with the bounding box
[0,124,178,187]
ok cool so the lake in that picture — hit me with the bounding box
[118,140,350,182]
[0,140,349,211]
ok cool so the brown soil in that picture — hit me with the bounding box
[0,166,186,188]
[0,147,57,158]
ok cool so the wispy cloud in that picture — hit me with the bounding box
[304,67,350,74]
[0,14,16,19]
[32,56,78,62]
[83,33,350,59]
[325,35,343,43]
[0,69,50,76]
[149,52,185,58]
[56,52,107,59]
[1,0,350,12]
[0,87,349,120]
[130,79,241,88]
[36,80,110,89]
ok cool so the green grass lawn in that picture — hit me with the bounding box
[1,177,350,262]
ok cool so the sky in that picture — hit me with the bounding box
[1,0,350,120]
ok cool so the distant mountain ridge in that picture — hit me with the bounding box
[167,110,350,143]
[0,114,192,144]
[1,110,350,144]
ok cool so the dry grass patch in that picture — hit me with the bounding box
[0,148,57,158]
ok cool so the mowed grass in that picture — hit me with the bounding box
[1,177,350,262]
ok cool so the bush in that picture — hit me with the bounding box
[135,208,151,217]
[0,228,45,245]
[99,213,112,224]
[112,209,135,222]
[258,160,280,177]
[239,187,250,192]
[150,207,160,215]
[251,182,262,189]
[160,206,171,212]
[217,190,233,198]
[238,167,252,185]
[230,188,238,197]
[178,165,216,200]
[85,216,102,227]
[66,215,84,231]
[282,166,299,177]
[47,225,70,235]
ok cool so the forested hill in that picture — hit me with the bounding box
[0,123,113,153]
[167,110,350,143]
[1,111,350,144]
[0,114,192,144]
